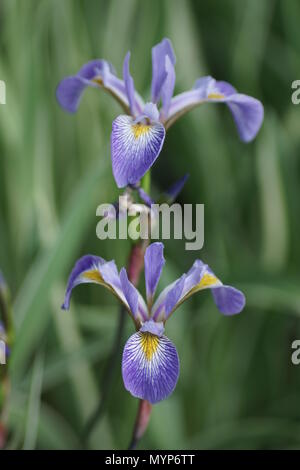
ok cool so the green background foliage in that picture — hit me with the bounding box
[1,0,300,449]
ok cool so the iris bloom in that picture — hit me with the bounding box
[56,38,264,189]
[62,242,245,404]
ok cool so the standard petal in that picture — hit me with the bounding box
[123,52,142,117]
[56,59,134,114]
[151,38,176,104]
[144,242,165,303]
[111,115,165,188]
[160,55,176,119]
[122,331,179,404]
[120,268,148,321]
[165,76,264,142]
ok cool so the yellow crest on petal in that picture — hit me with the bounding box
[207,92,225,100]
[132,123,151,139]
[140,332,159,361]
[92,77,103,86]
[83,269,103,283]
[198,273,219,288]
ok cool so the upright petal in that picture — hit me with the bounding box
[120,268,148,321]
[123,52,142,117]
[160,55,176,119]
[144,242,165,303]
[165,76,263,142]
[122,330,179,404]
[111,115,165,188]
[56,59,135,114]
[151,38,176,104]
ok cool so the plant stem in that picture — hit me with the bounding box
[128,399,152,450]
[83,242,146,444]
[0,275,13,450]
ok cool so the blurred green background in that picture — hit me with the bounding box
[1,0,300,450]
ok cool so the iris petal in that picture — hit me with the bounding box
[62,255,106,310]
[56,59,136,114]
[144,242,165,303]
[152,260,245,321]
[111,115,165,188]
[165,76,263,142]
[61,255,130,314]
[120,268,148,321]
[122,331,179,404]
[151,38,176,104]
[212,285,246,316]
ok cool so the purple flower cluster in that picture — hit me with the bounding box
[62,243,245,403]
[58,38,262,405]
[57,38,263,188]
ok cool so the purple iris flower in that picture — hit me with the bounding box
[62,242,245,404]
[56,38,264,189]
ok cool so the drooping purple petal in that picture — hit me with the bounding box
[61,255,130,313]
[111,115,165,188]
[225,94,264,143]
[122,330,179,404]
[62,255,106,310]
[151,38,176,104]
[165,75,264,142]
[56,59,138,114]
[152,259,245,321]
[144,242,165,303]
[212,285,245,316]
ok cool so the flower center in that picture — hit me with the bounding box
[140,332,159,361]
[132,123,151,139]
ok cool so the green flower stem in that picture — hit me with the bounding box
[84,172,152,446]
[0,278,13,449]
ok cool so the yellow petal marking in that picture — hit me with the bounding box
[207,92,225,100]
[83,269,103,283]
[132,123,151,139]
[140,332,159,361]
[92,77,103,86]
[198,273,219,288]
